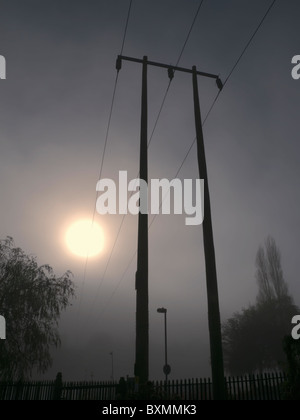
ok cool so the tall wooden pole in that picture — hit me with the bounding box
[192,66,226,400]
[134,56,149,386]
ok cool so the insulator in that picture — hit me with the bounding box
[168,67,174,81]
[116,56,122,71]
[216,77,223,91]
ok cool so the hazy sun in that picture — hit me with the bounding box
[65,219,104,258]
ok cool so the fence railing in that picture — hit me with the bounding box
[226,372,286,400]
[62,381,117,400]
[0,380,56,400]
[0,372,287,400]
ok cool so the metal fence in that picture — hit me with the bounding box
[226,372,286,400]
[0,380,55,400]
[0,372,287,400]
[61,380,117,400]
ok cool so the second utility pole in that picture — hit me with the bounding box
[192,66,226,400]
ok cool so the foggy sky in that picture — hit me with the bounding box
[0,0,299,381]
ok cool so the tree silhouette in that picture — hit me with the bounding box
[0,237,75,380]
[222,236,298,375]
[256,236,289,304]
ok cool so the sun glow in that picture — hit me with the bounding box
[65,219,104,258]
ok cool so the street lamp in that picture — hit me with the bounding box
[109,351,114,381]
[157,307,171,382]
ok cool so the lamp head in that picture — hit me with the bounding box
[157,307,167,313]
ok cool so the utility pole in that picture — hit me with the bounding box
[192,66,226,400]
[116,55,225,399]
[135,56,149,386]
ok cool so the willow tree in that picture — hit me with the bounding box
[0,237,75,380]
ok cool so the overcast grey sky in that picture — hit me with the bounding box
[0,0,299,381]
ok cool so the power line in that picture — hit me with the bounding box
[98,0,134,189]
[166,0,278,182]
[223,0,277,87]
[76,0,133,318]
[85,213,127,323]
[96,251,137,321]
[120,0,133,55]
[175,0,205,67]
[147,90,220,230]
[170,89,221,181]
[98,0,278,312]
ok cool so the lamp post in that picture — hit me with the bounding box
[110,351,114,381]
[157,307,170,383]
